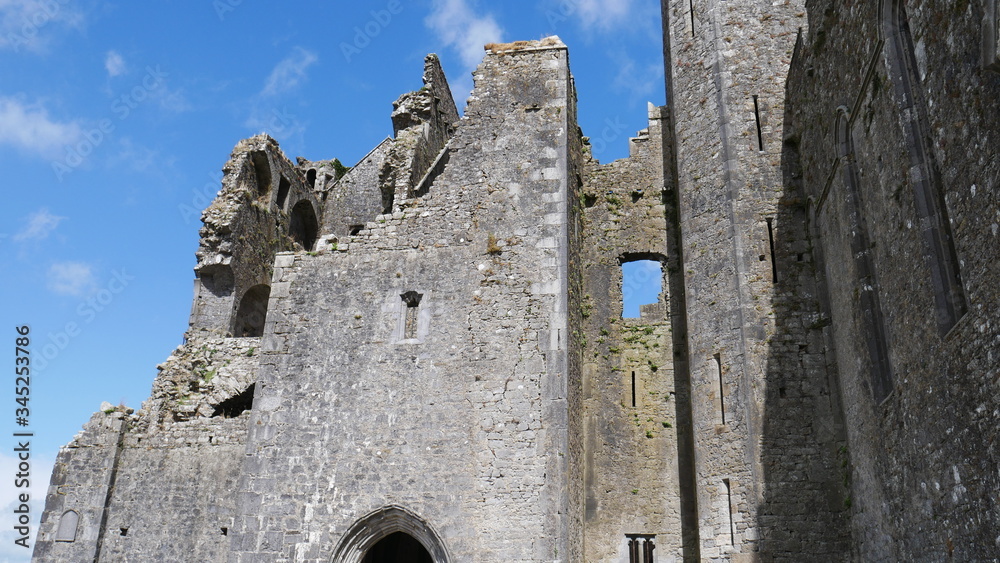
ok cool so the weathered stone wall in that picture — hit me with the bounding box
[228,39,578,563]
[578,105,685,561]
[320,138,392,238]
[787,0,1000,559]
[33,412,125,562]
[661,0,851,559]
[190,135,321,336]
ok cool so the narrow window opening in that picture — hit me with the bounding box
[233,285,270,337]
[401,291,423,340]
[55,510,79,542]
[250,151,271,196]
[221,527,228,536]
[289,200,319,251]
[306,168,317,189]
[689,0,696,37]
[276,176,291,211]
[621,257,664,318]
[766,217,778,283]
[631,371,637,408]
[753,95,764,151]
[626,534,656,563]
[779,387,787,398]
[583,193,597,207]
[714,354,725,425]
[212,383,255,418]
[350,225,364,236]
[723,479,735,546]
[119,527,129,537]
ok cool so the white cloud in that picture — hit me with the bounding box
[0,0,86,53]
[0,97,81,158]
[47,261,96,297]
[104,50,125,77]
[0,451,55,562]
[610,50,663,102]
[261,47,318,98]
[13,208,64,242]
[570,0,635,31]
[426,0,503,69]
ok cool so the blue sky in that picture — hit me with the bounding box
[0,1,664,558]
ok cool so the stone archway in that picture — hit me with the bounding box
[330,506,449,563]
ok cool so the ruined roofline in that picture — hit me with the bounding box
[485,36,566,54]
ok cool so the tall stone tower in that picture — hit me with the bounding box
[660,0,850,559]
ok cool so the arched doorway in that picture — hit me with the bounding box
[330,505,449,563]
[361,532,432,563]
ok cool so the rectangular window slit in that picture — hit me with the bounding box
[714,353,725,425]
[723,479,735,546]
[401,291,423,340]
[766,217,778,283]
[631,371,637,408]
[689,0,696,37]
[753,95,764,151]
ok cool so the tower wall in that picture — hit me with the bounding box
[661,0,851,558]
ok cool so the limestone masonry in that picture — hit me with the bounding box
[33,1,1000,561]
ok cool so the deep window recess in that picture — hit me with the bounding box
[212,384,255,418]
[250,151,271,196]
[289,200,319,251]
[401,291,423,340]
[306,168,317,189]
[626,534,656,563]
[621,257,664,319]
[233,285,271,337]
[276,176,291,210]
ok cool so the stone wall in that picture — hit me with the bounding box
[578,105,685,561]
[787,0,1000,558]
[227,39,579,563]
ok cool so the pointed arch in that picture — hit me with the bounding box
[880,0,967,332]
[330,505,450,563]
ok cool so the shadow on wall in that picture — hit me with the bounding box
[753,93,852,557]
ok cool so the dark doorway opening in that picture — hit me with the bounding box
[289,200,319,251]
[361,532,432,563]
[233,284,270,337]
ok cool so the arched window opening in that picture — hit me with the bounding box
[362,532,433,563]
[250,151,271,196]
[233,285,270,337]
[55,510,79,542]
[199,264,234,298]
[276,176,291,211]
[306,168,317,189]
[620,254,665,319]
[289,200,319,251]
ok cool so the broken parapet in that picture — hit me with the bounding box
[189,134,322,336]
[378,53,459,214]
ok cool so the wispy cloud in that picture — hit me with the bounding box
[426,0,503,69]
[104,50,125,77]
[610,49,663,102]
[0,96,81,158]
[261,47,318,98]
[0,0,85,53]
[47,261,97,296]
[570,0,636,31]
[13,208,64,242]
